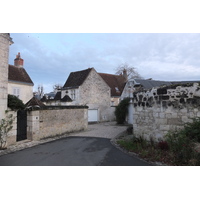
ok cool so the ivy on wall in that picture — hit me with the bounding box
[115,98,130,124]
[7,94,25,111]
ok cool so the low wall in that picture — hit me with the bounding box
[27,106,88,140]
[132,83,200,141]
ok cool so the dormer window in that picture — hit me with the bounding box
[115,87,120,93]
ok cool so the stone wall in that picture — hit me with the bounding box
[132,83,200,141]
[0,33,13,119]
[6,111,17,146]
[27,106,88,141]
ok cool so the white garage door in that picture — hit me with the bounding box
[88,109,98,122]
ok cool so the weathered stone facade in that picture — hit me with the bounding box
[0,33,13,119]
[79,68,111,121]
[6,111,17,146]
[27,106,88,141]
[132,83,200,141]
[6,106,88,147]
[62,68,113,122]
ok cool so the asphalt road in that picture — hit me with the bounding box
[0,137,153,166]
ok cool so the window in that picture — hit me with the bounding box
[13,87,20,98]
[115,87,120,93]
[71,90,76,100]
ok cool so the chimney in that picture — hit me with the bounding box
[123,69,128,82]
[14,52,24,67]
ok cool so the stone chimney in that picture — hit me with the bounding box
[14,52,24,67]
[123,69,128,82]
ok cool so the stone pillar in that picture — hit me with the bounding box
[128,100,133,124]
[0,33,13,119]
[27,110,40,140]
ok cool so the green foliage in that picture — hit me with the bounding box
[7,94,25,111]
[117,118,200,165]
[164,118,200,165]
[183,118,200,142]
[115,98,130,124]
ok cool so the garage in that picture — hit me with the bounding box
[88,109,98,122]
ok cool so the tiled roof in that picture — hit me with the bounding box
[8,65,34,85]
[63,68,92,88]
[54,91,62,100]
[25,96,46,109]
[134,79,172,89]
[98,73,126,96]
[54,91,72,102]
[61,95,72,102]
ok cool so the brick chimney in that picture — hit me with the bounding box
[14,52,24,67]
[123,69,128,82]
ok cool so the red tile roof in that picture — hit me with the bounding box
[98,73,126,96]
[8,65,34,85]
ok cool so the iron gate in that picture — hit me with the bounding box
[17,110,27,141]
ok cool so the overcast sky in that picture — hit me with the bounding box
[8,33,200,93]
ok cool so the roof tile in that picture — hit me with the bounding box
[8,65,34,85]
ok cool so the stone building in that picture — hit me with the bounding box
[8,52,34,104]
[98,72,126,106]
[0,33,13,120]
[61,68,113,122]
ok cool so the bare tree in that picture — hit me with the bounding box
[115,63,142,80]
[53,84,62,92]
[38,84,44,99]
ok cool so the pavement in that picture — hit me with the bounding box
[0,121,128,157]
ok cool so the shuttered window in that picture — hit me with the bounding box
[13,87,20,98]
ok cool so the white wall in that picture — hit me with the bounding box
[8,82,33,104]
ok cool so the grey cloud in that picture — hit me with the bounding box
[9,33,200,92]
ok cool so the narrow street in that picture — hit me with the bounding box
[0,122,153,166]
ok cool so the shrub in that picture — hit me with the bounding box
[183,118,200,142]
[157,141,169,151]
[165,128,199,165]
[7,94,25,110]
[115,98,130,124]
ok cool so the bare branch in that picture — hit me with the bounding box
[115,62,142,79]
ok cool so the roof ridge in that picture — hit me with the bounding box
[63,68,93,88]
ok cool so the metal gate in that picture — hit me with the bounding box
[17,110,27,141]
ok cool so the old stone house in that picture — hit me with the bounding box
[58,68,113,122]
[8,53,34,104]
[52,67,128,122]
